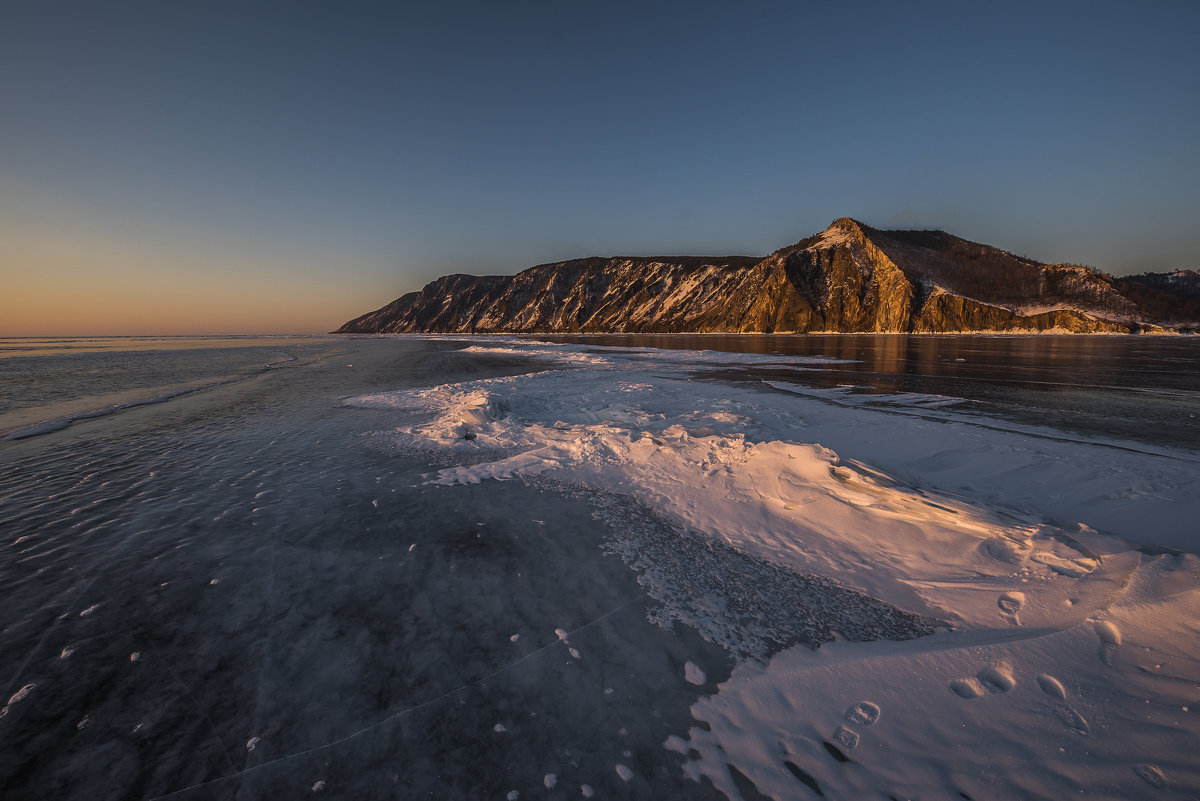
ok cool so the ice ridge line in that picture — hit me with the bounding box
[146,596,643,800]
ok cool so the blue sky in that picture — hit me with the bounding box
[2,1,1197,334]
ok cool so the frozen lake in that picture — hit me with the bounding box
[2,335,1198,799]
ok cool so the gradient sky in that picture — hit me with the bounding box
[2,1,1198,335]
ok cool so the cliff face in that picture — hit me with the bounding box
[337,219,1199,334]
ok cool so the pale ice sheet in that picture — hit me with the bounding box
[346,338,1200,800]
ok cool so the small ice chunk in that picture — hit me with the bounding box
[80,603,100,616]
[60,646,74,659]
[506,792,519,801]
[569,647,581,659]
[76,714,90,730]
[616,763,633,781]
[544,774,557,789]
[246,737,260,751]
[130,652,141,663]
[312,780,326,792]
[509,634,520,642]
[581,785,595,797]
[7,684,35,708]
[408,544,416,552]
[684,661,706,685]
[493,723,507,733]
[1133,764,1168,789]
[555,628,569,641]
[209,579,220,586]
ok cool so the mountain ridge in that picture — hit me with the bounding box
[336,219,1200,335]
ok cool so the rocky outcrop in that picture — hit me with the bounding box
[337,219,1198,334]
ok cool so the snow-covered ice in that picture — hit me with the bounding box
[3,334,1196,800]
[345,337,1200,800]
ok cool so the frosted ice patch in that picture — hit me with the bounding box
[569,647,581,659]
[684,661,707,685]
[493,723,507,733]
[544,774,557,789]
[615,764,633,781]
[129,651,141,662]
[312,779,326,791]
[246,737,260,751]
[581,784,595,797]
[506,791,519,800]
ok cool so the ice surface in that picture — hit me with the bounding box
[342,337,1200,799]
[4,336,1198,800]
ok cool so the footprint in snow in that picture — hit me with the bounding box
[833,726,860,749]
[1035,674,1089,734]
[1094,620,1121,665]
[997,591,1025,625]
[1054,704,1090,736]
[1036,673,1067,701]
[977,664,1015,693]
[950,678,985,699]
[845,701,880,727]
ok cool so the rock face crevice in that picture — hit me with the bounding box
[336,219,1199,334]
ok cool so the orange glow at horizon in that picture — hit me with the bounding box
[1,217,393,337]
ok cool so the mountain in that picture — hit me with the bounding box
[336,219,1200,334]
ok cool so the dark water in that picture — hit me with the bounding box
[532,334,1200,450]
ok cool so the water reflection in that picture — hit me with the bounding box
[529,334,1200,450]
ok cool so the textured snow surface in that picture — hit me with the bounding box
[346,338,1200,800]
